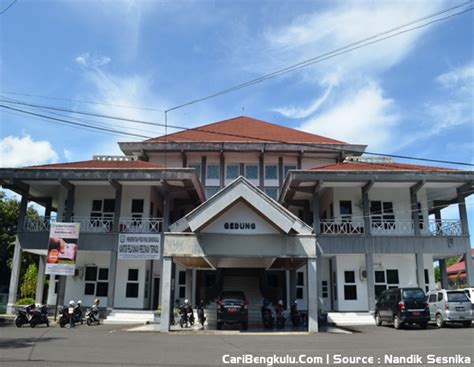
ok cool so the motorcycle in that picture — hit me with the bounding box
[85,307,100,326]
[74,302,84,325]
[290,302,304,327]
[29,305,49,328]
[196,301,206,327]
[261,307,274,329]
[178,304,194,328]
[58,305,74,328]
[275,305,286,329]
[15,304,35,327]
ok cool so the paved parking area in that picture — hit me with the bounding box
[0,321,472,366]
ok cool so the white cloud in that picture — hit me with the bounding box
[436,62,474,89]
[75,52,111,68]
[0,135,59,167]
[298,81,399,149]
[273,84,333,119]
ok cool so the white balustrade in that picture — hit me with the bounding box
[119,217,163,233]
[320,220,365,235]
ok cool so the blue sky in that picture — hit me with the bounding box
[0,0,473,238]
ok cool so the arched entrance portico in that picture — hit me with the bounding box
[160,177,318,332]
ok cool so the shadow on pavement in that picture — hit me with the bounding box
[0,337,63,349]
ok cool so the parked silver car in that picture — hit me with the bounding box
[460,288,474,304]
[426,290,473,328]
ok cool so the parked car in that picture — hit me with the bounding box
[426,289,472,328]
[460,288,474,304]
[216,291,248,330]
[374,287,429,329]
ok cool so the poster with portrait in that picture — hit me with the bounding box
[45,222,80,276]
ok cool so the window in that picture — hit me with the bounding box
[284,165,296,178]
[84,266,109,297]
[53,276,59,294]
[374,271,386,298]
[424,269,430,292]
[344,271,357,300]
[178,271,186,298]
[245,164,258,180]
[370,201,395,229]
[188,163,201,178]
[206,164,220,180]
[322,280,328,298]
[375,285,387,298]
[437,292,443,302]
[417,203,424,229]
[264,187,278,201]
[126,269,139,298]
[339,201,352,221]
[226,164,239,180]
[205,187,219,198]
[386,269,399,284]
[375,271,385,283]
[296,271,304,300]
[131,199,144,222]
[333,271,337,301]
[90,199,115,229]
[429,294,437,303]
[265,165,277,180]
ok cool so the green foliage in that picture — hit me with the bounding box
[16,297,35,305]
[0,191,40,291]
[20,263,38,299]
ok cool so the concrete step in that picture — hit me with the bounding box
[328,312,374,326]
[104,310,155,325]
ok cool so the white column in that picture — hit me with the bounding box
[35,256,46,304]
[415,253,425,289]
[307,258,319,332]
[191,269,197,306]
[439,259,449,289]
[464,250,474,288]
[7,237,22,313]
[160,257,173,332]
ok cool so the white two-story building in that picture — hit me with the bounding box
[2,116,473,332]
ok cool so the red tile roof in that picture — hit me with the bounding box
[28,160,165,169]
[145,116,345,144]
[311,161,458,172]
[447,249,474,275]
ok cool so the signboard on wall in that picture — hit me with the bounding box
[118,234,161,260]
[45,222,80,276]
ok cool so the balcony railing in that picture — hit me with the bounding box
[370,219,415,236]
[429,219,463,236]
[320,220,365,235]
[118,217,162,233]
[23,216,163,234]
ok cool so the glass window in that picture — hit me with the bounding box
[297,272,304,286]
[245,164,258,180]
[375,285,387,299]
[386,269,399,284]
[226,164,239,179]
[178,271,186,285]
[284,165,296,177]
[429,294,437,302]
[265,165,277,180]
[424,269,429,285]
[375,271,385,283]
[92,200,102,212]
[84,283,95,295]
[447,292,469,302]
[96,282,108,297]
[205,187,219,198]
[128,269,139,281]
[344,285,357,300]
[98,268,109,281]
[206,164,220,179]
[85,267,97,281]
[179,287,186,298]
[103,199,115,213]
[188,163,201,178]
[437,292,443,302]
[296,288,303,299]
[340,201,352,215]
[131,199,144,213]
[264,187,278,200]
[344,271,355,283]
[126,283,139,298]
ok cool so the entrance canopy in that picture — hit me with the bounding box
[165,177,315,270]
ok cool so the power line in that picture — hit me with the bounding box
[0,0,17,15]
[0,90,166,113]
[1,98,473,167]
[0,105,152,139]
[165,2,474,112]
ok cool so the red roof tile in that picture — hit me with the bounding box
[145,116,345,144]
[447,249,474,274]
[28,160,165,170]
[311,161,458,172]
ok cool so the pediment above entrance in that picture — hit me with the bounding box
[169,176,312,235]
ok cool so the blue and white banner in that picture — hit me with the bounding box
[118,234,161,260]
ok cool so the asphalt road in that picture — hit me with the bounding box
[0,322,473,366]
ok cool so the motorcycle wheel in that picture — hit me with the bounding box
[59,318,67,328]
[46,319,49,327]
[15,317,23,328]
[179,319,184,328]
[30,320,36,328]
[87,318,92,326]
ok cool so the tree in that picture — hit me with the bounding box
[20,263,38,299]
[434,255,461,283]
[0,191,40,292]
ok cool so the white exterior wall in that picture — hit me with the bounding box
[114,259,150,309]
[335,254,368,311]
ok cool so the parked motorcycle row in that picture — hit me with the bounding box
[261,299,307,330]
[170,299,206,328]
[15,298,101,328]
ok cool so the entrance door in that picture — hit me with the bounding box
[152,277,160,310]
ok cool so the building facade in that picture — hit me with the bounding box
[2,116,473,332]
